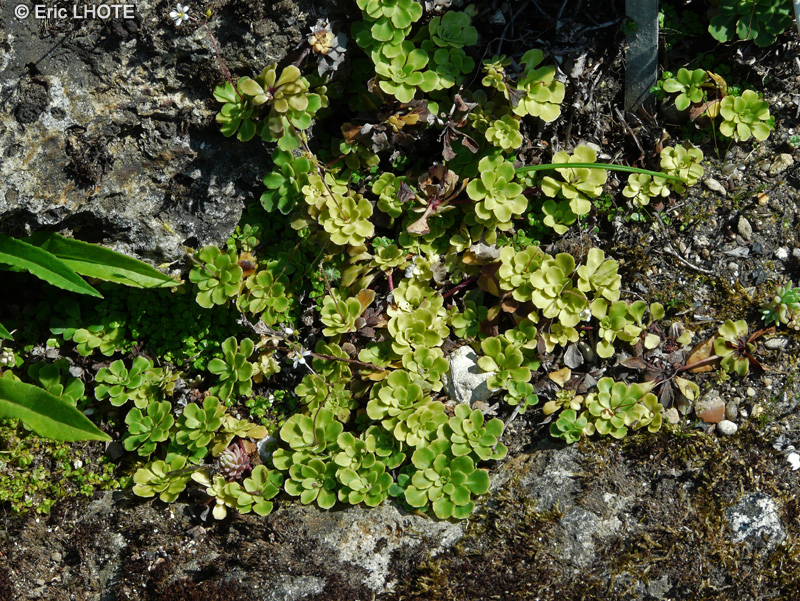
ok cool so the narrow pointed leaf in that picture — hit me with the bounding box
[0,378,110,442]
[0,235,101,297]
[25,232,177,288]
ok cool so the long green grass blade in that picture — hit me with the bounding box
[0,378,110,442]
[516,162,685,182]
[26,232,178,288]
[0,322,11,340]
[0,235,101,297]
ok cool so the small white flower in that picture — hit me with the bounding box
[283,326,295,336]
[169,4,190,26]
[288,348,312,369]
[787,452,800,471]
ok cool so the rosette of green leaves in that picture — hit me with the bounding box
[189,246,243,309]
[319,192,375,247]
[208,336,255,400]
[52,313,128,358]
[424,44,475,90]
[337,462,393,506]
[211,415,268,456]
[191,471,242,519]
[373,173,409,220]
[549,409,588,444]
[334,432,378,474]
[237,265,293,326]
[123,400,174,457]
[478,336,531,391]
[387,305,449,355]
[372,242,409,272]
[174,396,226,458]
[511,49,565,123]
[238,65,311,135]
[709,0,795,47]
[485,115,523,150]
[284,456,339,509]
[448,298,488,339]
[530,254,588,328]
[540,323,579,353]
[541,199,578,234]
[404,439,490,519]
[295,373,356,422]
[95,356,153,408]
[373,41,439,103]
[402,346,448,392]
[577,248,621,302]
[132,455,192,503]
[467,156,528,230]
[261,149,314,214]
[357,0,422,42]
[540,145,607,216]
[425,11,478,47]
[714,319,751,376]
[659,145,703,194]
[718,90,773,142]
[481,55,510,93]
[761,283,800,328]
[439,403,507,461]
[27,360,84,405]
[590,299,644,358]
[214,81,258,142]
[234,465,284,516]
[662,68,707,111]
[497,245,549,302]
[622,173,670,208]
[504,380,539,413]
[585,378,656,439]
[320,293,363,336]
[366,369,426,431]
[363,424,406,469]
[275,407,343,464]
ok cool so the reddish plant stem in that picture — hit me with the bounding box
[442,275,478,300]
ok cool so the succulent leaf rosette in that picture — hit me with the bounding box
[439,403,507,461]
[511,49,565,122]
[319,193,375,246]
[123,401,174,456]
[529,253,589,328]
[718,90,773,142]
[467,156,528,230]
[540,145,607,216]
[403,439,490,519]
[189,245,244,309]
[662,68,707,111]
[208,336,255,400]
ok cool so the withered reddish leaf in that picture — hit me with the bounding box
[397,182,416,202]
[686,337,715,373]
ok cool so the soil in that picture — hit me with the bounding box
[2,0,800,600]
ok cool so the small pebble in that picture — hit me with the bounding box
[769,153,794,175]
[664,407,680,425]
[726,400,739,421]
[704,178,727,196]
[751,404,764,419]
[51,552,62,563]
[765,337,788,350]
[717,420,738,437]
[746,387,756,398]
[696,396,726,423]
[793,248,800,259]
[737,216,753,240]
[775,247,789,260]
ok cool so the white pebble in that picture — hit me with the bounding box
[717,420,738,436]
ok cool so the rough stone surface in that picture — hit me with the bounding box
[0,0,320,264]
[769,153,794,175]
[443,345,495,406]
[725,493,786,551]
[737,216,753,241]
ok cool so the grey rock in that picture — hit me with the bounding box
[444,345,495,406]
[764,336,789,350]
[469,241,500,262]
[769,153,794,175]
[717,420,738,437]
[737,215,753,240]
[725,493,786,550]
[703,178,727,196]
[555,506,622,568]
[263,576,325,601]
[513,445,583,512]
[0,0,306,264]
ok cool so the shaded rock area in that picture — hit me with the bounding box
[0,0,328,263]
